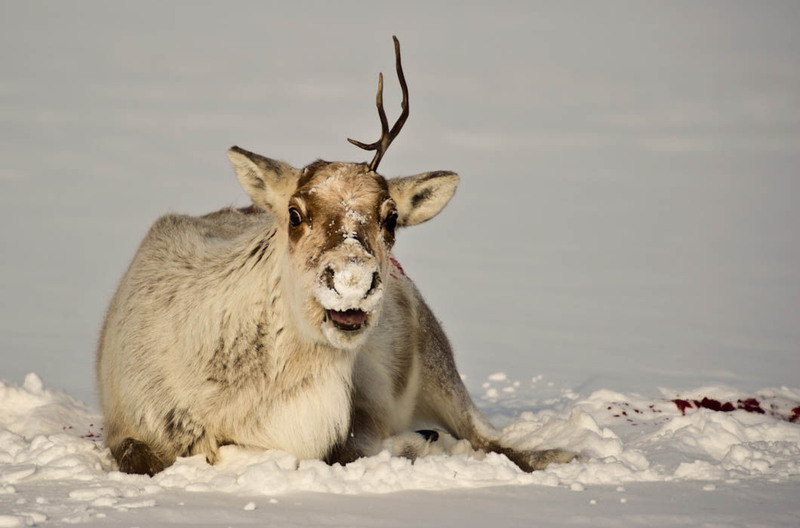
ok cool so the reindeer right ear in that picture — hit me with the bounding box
[388,171,459,227]
[227,146,299,213]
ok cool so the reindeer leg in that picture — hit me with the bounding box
[413,301,577,472]
[490,444,579,472]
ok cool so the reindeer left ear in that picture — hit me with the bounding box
[388,171,459,227]
[227,146,299,214]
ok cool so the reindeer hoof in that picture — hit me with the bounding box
[493,444,579,472]
[113,438,166,476]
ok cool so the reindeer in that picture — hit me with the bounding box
[97,37,576,476]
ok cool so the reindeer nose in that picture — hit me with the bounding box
[319,258,382,308]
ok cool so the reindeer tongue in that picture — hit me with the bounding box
[328,309,367,327]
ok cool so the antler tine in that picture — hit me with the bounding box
[347,73,388,153]
[347,35,410,172]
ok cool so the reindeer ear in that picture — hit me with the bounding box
[227,146,299,212]
[388,171,459,227]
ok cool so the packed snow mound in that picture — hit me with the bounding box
[1,374,799,525]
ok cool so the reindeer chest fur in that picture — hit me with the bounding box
[203,309,358,461]
[226,348,356,461]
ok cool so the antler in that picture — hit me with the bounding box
[348,35,409,172]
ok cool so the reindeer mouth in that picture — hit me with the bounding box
[327,309,368,331]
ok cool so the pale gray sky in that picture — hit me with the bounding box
[1,1,798,404]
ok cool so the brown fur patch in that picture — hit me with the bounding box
[238,204,264,215]
[288,162,394,273]
[389,288,417,397]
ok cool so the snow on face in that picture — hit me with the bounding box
[344,208,368,231]
[313,238,384,313]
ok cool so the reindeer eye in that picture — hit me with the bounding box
[288,207,303,228]
[384,211,398,233]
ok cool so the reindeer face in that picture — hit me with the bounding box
[286,161,396,349]
[228,147,459,351]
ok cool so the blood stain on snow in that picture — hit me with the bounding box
[607,395,784,427]
[736,398,765,414]
[671,396,791,420]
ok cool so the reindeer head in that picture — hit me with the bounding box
[227,37,458,350]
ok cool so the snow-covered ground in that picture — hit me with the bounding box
[2,374,799,526]
[2,2,799,526]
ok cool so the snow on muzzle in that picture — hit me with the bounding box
[314,254,384,332]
